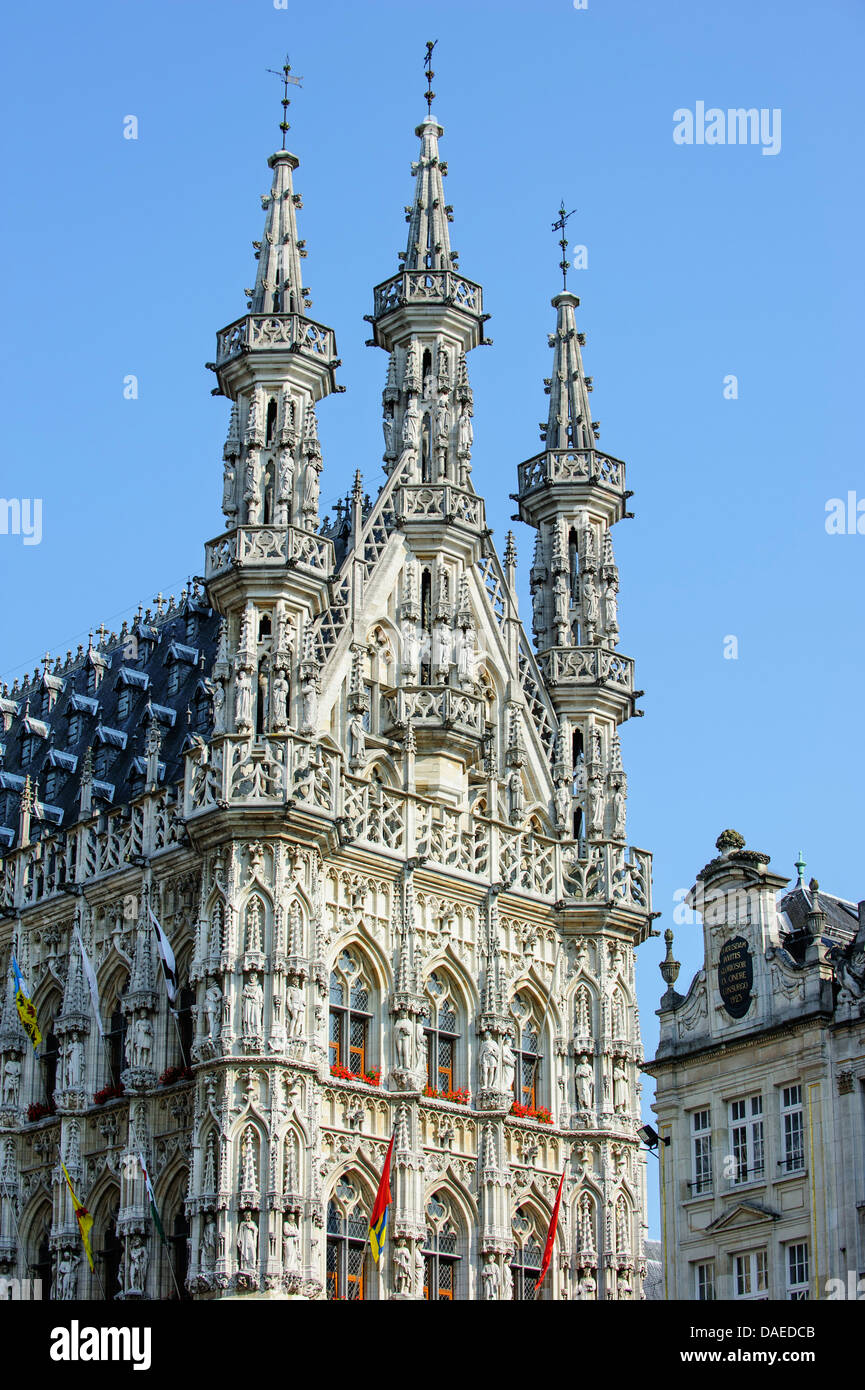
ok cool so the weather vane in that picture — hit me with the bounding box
[552,201,577,289]
[267,55,303,150]
[424,40,437,114]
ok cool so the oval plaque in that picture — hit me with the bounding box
[718,936,753,1018]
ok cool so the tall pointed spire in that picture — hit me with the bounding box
[250,151,309,316]
[403,113,453,273]
[541,293,599,451]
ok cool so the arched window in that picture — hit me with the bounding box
[41,1023,60,1105]
[176,986,195,1068]
[420,570,432,685]
[30,1214,53,1301]
[326,1177,369,1300]
[423,972,460,1096]
[422,1193,460,1300]
[328,950,373,1079]
[265,399,278,446]
[511,993,542,1109]
[168,1205,191,1299]
[105,983,128,1085]
[510,1207,544,1300]
[97,1201,122,1299]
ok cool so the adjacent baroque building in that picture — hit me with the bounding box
[0,101,653,1300]
[647,831,865,1301]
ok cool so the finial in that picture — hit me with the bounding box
[794,849,806,886]
[659,927,681,991]
[267,54,303,151]
[552,201,577,291]
[424,39,437,115]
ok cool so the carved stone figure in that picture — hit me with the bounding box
[237,1212,258,1270]
[3,1058,21,1106]
[575,1054,595,1111]
[611,784,626,841]
[613,1057,629,1113]
[127,1016,153,1069]
[501,1040,516,1097]
[271,672,289,731]
[222,460,236,515]
[234,668,253,732]
[603,578,618,639]
[64,1032,84,1088]
[203,983,222,1040]
[582,573,599,632]
[457,403,473,456]
[480,1035,499,1090]
[300,673,319,734]
[502,1262,514,1301]
[348,712,366,768]
[56,1247,79,1300]
[481,1254,500,1300]
[201,1215,217,1271]
[128,1235,148,1292]
[394,1015,414,1070]
[242,973,264,1036]
[302,459,321,516]
[382,412,395,456]
[286,983,306,1039]
[212,680,226,734]
[393,1238,412,1295]
[282,1214,300,1274]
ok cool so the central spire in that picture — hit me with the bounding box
[403,113,453,273]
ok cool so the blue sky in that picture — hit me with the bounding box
[2,0,864,1239]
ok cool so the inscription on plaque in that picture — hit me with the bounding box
[718,936,753,1018]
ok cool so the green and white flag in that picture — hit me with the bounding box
[139,1153,167,1245]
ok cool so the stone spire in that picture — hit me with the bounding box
[250,150,309,317]
[541,292,599,451]
[402,114,454,273]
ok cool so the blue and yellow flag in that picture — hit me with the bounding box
[11,955,41,1051]
[368,1133,394,1265]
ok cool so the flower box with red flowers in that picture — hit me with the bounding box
[158,1066,194,1087]
[424,1086,470,1105]
[510,1102,553,1124]
[330,1065,381,1088]
[93,1083,126,1106]
[26,1099,56,1123]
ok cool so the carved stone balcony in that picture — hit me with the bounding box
[372,270,483,321]
[538,647,634,694]
[204,525,333,580]
[380,685,485,743]
[215,313,336,368]
[395,483,485,533]
[515,447,628,526]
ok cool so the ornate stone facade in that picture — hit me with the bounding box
[647,833,865,1301]
[0,99,653,1300]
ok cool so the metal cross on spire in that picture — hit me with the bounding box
[424,39,438,114]
[267,55,303,150]
[552,201,577,290]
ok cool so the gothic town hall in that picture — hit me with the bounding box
[0,93,654,1300]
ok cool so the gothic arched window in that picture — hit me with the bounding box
[328,950,373,1079]
[30,1212,53,1301]
[40,1020,60,1105]
[423,1193,460,1300]
[176,985,195,1068]
[511,993,542,1110]
[326,1177,368,1300]
[104,980,129,1085]
[168,1205,191,1300]
[423,972,460,1096]
[510,1207,544,1300]
[96,1200,122,1300]
[420,570,432,685]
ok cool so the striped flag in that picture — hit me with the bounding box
[535,1168,565,1294]
[74,926,104,1036]
[148,906,177,1006]
[60,1159,95,1271]
[11,955,41,1051]
[368,1133,394,1265]
[139,1153,167,1245]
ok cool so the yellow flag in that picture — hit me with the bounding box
[11,956,41,1050]
[60,1160,95,1271]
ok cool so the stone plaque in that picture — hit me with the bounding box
[718,936,753,1018]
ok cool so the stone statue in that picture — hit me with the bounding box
[234,668,253,732]
[201,1214,217,1271]
[221,460,236,515]
[348,712,366,767]
[302,459,321,516]
[588,778,604,837]
[480,1034,499,1090]
[242,973,264,1035]
[130,1017,153,1069]
[613,1057,629,1113]
[3,1058,21,1106]
[382,412,395,456]
[282,1214,300,1273]
[553,572,569,629]
[433,622,452,677]
[244,458,261,525]
[612,784,626,840]
[203,983,222,1040]
[457,403,473,456]
[237,1212,258,1271]
[271,672,289,731]
[397,399,420,473]
[554,782,570,832]
[56,1247,79,1300]
[502,1261,514,1301]
[286,983,306,1039]
[64,1033,84,1088]
[501,1040,516,1097]
[481,1254,500,1300]
[394,1015,414,1070]
[414,1242,425,1297]
[393,1238,412,1296]
[277,456,293,506]
[300,674,319,735]
[128,1235,149,1292]
[583,573,599,631]
[603,578,618,639]
[456,626,476,687]
[575,1054,595,1111]
[212,680,226,734]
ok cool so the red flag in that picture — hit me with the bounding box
[535,1169,565,1294]
[368,1132,395,1264]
